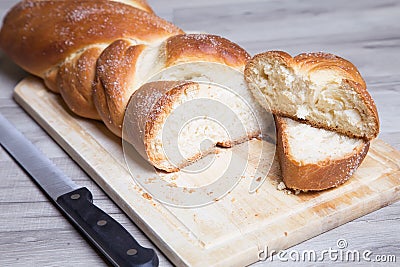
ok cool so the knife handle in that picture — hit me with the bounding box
[56,187,159,267]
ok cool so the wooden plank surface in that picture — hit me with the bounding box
[0,0,399,266]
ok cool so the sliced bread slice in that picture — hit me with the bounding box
[123,80,270,172]
[275,116,369,191]
[245,51,379,140]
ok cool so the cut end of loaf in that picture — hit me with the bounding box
[245,51,379,140]
[141,62,273,172]
[275,116,370,191]
[124,80,270,172]
[146,81,264,172]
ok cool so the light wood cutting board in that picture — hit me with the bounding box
[13,76,400,267]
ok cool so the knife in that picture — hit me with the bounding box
[0,113,158,267]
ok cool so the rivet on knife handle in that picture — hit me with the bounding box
[56,187,159,267]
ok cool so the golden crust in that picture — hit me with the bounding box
[294,52,366,88]
[165,34,250,70]
[244,51,380,140]
[43,68,60,93]
[0,0,183,76]
[275,116,370,191]
[58,46,103,120]
[94,40,147,136]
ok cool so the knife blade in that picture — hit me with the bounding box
[0,113,158,267]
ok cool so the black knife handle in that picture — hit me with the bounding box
[56,187,158,267]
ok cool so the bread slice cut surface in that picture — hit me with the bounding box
[275,116,370,191]
[245,51,379,140]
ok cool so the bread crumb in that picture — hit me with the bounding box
[167,182,177,188]
[142,193,152,200]
[277,181,286,190]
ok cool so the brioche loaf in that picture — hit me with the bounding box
[244,51,379,140]
[275,116,369,191]
[0,0,270,172]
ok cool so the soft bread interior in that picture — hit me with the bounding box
[282,117,363,164]
[276,116,369,191]
[148,82,267,171]
[153,62,274,134]
[245,55,378,140]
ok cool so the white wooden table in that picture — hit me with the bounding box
[0,0,399,266]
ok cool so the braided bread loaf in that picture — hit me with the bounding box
[0,0,270,172]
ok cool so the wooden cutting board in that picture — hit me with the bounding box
[13,76,400,267]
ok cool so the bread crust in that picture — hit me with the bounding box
[294,52,366,87]
[165,34,250,70]
[244,51,380,140]
[58,46,104,120]
[94,40,147,136]
[0,0,183,76]
[275,116,370,191]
